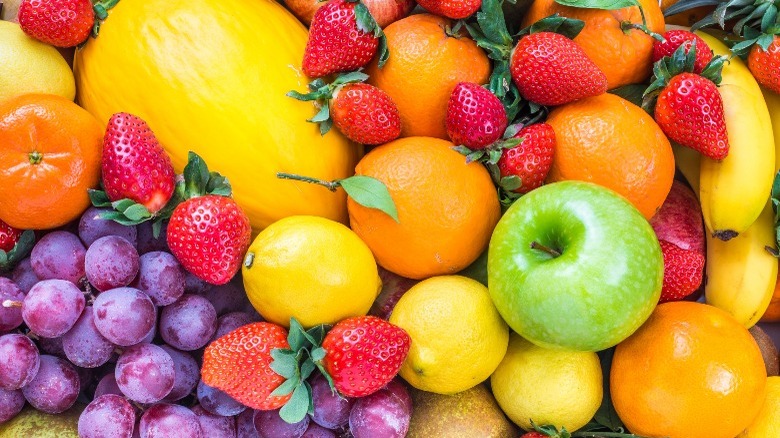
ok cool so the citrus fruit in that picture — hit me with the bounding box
[348,137,501,280]
[366,14,491,139]
[521,0,665,89]
[0,93,103,230]
[545,93,675,219]
[388,275,509,394]
[241,215,381,328]
[738,376,780,437]
[490,332,603,432]
[611,301,767,438]
[0,21,75,103]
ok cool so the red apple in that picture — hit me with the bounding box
[649,179,705,254]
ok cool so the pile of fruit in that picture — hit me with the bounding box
[2,0,780,435]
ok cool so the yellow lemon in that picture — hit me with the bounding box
[738,376,780,437]
[389,275,509,394]
[490,333,603,432]
[242,215,381,328]
[0,21,75,103]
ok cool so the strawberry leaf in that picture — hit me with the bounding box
[554,0,636,10]
[279,383,311,424]
[0,230,34,273]
[88,189,112,208]
[300,360,316,381]
[609,84,646,107]
[338,176,399,222]
[270,350,299,380]
[311,347,326,362]
[518,14,586,39]
[270,377,300,397]
[182,151,232,199]
[499,175,522,191]
[378,34,390,68]
[288,319,308,352]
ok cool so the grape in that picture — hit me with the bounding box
[236,408,259,438]
[140,403,202,437]
[137,221,169,254]
[0,278,24,332]
[160,294,217,351]
[0,333,40,390]
[254,408,309,438]
[382,379,412,412]
[22,355,80,414]
[348,385,411,438]
[185,271,212,295]
[115,344,175,404]
[78,394,136,438]
[133,251,185,306]
[199,276,249,316]
[302,422,337,438]
[160,345,199,402]
[93,287,156,346]
[37,335,65,358]
[0,387,24,424]
[85,236,140,291]
[30,231,86,285]
[310,374,353,429]
[212,311,254,342]
[79,206,138,247]
[94,372,123,398]
[23,279,85,338]
[197,381,246,417]
[11,258,38,294]
[62,307,115,368]
[192,404,238,437]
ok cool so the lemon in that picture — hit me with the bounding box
[490,333,603,432]
[389,275,509,394]
[242,215,381,328]
[0,21,75,103]
[738,376,780,437]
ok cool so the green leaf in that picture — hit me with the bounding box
[554,0,636,10]
[338,175,399,222]
[121,203,153,222]
[499,175,522,191]
[306,325,327,345]
[270,350,299,379]
[452,145,475,156]
[524,14,586,39]
[287,90,318,101]
[279,384,311,424]
[757,32,776,51]
[593,348,625,431]
[300,360,316,381]
[608,84,646,107]
[0,229,35,272]
[270,377,300,397]
[378,33,390,68]
[663,0,719,16]
[476,0,513,46]
[183,151,210,198]
[288,319,307,352]
[88,189,112,207]
[333,71,370,86]
[353,2,378,36]
[311,347,326,362]
[487,148,503,165]
[205,172,232,196]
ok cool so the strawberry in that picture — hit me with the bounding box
[321,315,411,397]
[415,0,481,19]
[17,0,94,48]
[0,221,22,253]
[497,123,556,194]
[652,30,713,74]
[167,195,251,285]
[748,36,780,94]
[101,113,176,214]
[446,82,507,150]
[510,32,608,106]
[201,322,292,410]
[331,83,401,145]
[658,240,705,303]
[521,433,549,438]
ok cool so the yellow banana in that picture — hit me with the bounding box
[761,86,780,171]
[671,142,701,195]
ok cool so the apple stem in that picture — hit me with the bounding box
[530,241,561,258]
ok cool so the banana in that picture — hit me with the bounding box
[761,86,780,171]
[671,142,701,195]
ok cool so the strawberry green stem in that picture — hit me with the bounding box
[620,21,664,42]
[28,151,42,165]
[276,173,340,191]
[531,241,561,258]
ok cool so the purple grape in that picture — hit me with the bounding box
[79,207,138,247]
[212,312,254,342]
[199,276,249,316]
[62,307,115,368]
[197,381,246,417]
[30,231,86,284]
[115,344,175,404]
[0,333,40,390]
[95,372,123,398]
[0,387,24,423]
[22,355,80,414]
[160,294,217,351]
[23,279,85,338]
[193,404,237,437]
[11,258,38,294]
[133,322,156,346]
[85,236,140,291]
[254,408,309,438]
[159,345,199,402]
[310,374,353,429]
[37,335,65,358]
[140,403,202,437]
[132,251,185,306]
[237,408,259,438]
[93,287,156,346]
[136,221,169,255]
[185,271,212,295]
[0,278,24,332]
[78,394,136,438]
[348,385,411,438]
[303,422,337,438]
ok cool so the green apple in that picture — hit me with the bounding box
[488,180,663,351]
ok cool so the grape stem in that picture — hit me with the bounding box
[2,300,22,308]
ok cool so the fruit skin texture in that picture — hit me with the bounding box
[649,179,705,254]
[652,30,713,74]
[74,0,360,232]
[348,137,501,280]
[545,93,674,220]
[0,404,83,436]
[366,14,490,139]
[242,215,381,328]
[658,240,704,302]
[201,322,291,411]
[17,0,94,48]
[331,83,401,145]
[322,315,411,397]
[491,333,603,433]
[748,36,780,94]
[445,82,507,149]
[737,376,780,437]
[416,0,480,19]
[0,93,102,230]
[497,123,556,194]
[611,301,767,438]
[488,181,663,351]
[510,32,608,106]
[0,220,22,253]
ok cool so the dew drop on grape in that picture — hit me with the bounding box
[85,236,140,292]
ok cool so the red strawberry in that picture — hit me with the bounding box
[510,32,608,106]
[748,36,780,94]
[652,30,713,74]
[167,195,252,285]
[303,0,380,78]
[415,0,481,19]
[321,315,411,397]
[658,240,705,303]
[497,123,556,194]
[201,322,291,410]
[0,220,22,253]
[331,83,401,145]
[654,72,729,160]
[521,433,548,438]
[101,113,176,214]
[446,82,507,149]
[18,0,94,48]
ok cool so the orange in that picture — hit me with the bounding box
[0,94,103,230]
[760,270,780,322]
[348,137,500,280]
[545,93,674,219]
[521,0,665,89]
[366,14,491,139]
[611,301,767,438]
